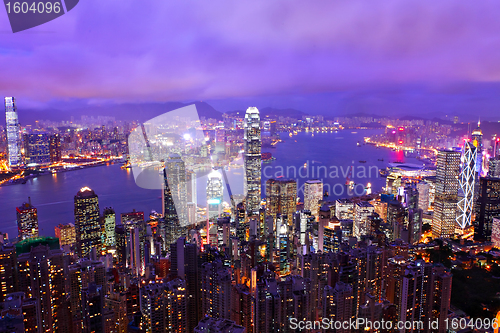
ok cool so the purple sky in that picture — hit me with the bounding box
[2,0,500,117]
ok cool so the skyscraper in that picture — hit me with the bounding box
[353,201,374,239]
[475,177,500,240]
[472,120,483,177]
[16,198,39,240]
[49,134,62,163]
[207,170,223,219]
[164,154,188,226]
[265,178,297,225]
[243,107,261,214]
[102,207,116,248]
[304,179,323,219]
[74,187,102,258]
[4,97,21,168]
[457,141,477,229]
[17,242,67,333]
[432,150,460,238]
[24,132,50,165]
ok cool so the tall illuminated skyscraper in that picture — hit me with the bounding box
[456,141,477,229]
[16,198,39,240]
[207,170,223,219]
[304,179,323,219]
[265,178,297,225]
[164,154,187,225]
[102,208,116,248]
[432,150,460,238]
[472,120,483,177]
[243,107,261,214]
[24,132,50,165]
[4,97,21,168]
[74,187,102,258]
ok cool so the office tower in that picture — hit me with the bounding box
[4,97,21,168]
[16,198,39,240]
[102,207,116,247]
[74,187,102,258]
[120,210,147,275]
[24,132,50,165]
[432,150,460,238]
[49,133,62,163]
[492,218,500,248]
[475,177,500,240]
[243,107,261,214]
[16,241,67,333]
[207,170,223,219]
[163,166,179,224]
[417,181,431,212]
[322,220,342,253]
[323,282,354,333]
[353,202,374,239]
[129,226,142,276]
[265,178,297,225]
[54,223,76,247]
[194,317,245,333]
[489,157,500,178]
[165,154,188,225]
[457,141,477,229]
[140,279,187,333]
[335,198,354,220]
[114,224,126,264]
[187,202,197,225]
[304,179,323,219]
[170,238,201,332]
[186,170,197,205]
[0,244,17,303]
[472,120,483,176]
[386,172,402,196]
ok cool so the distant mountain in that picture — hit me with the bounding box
[18,101,223,124]
[225,107,307,119]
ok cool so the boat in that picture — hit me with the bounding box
[289,133,293,137]
[359,160,367,163]
[357,142,361,147]
[379,169,388,177]
[323,191,329,197]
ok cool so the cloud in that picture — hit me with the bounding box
[1,0,500,104]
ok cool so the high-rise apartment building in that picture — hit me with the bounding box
[243,107,261,214]
[432,149,460,238]
[5,97,21,168]
[16,198,39,240]
[17,241,68,333]
[74,187,102,258]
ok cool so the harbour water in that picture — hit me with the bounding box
[0,129,420,237]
